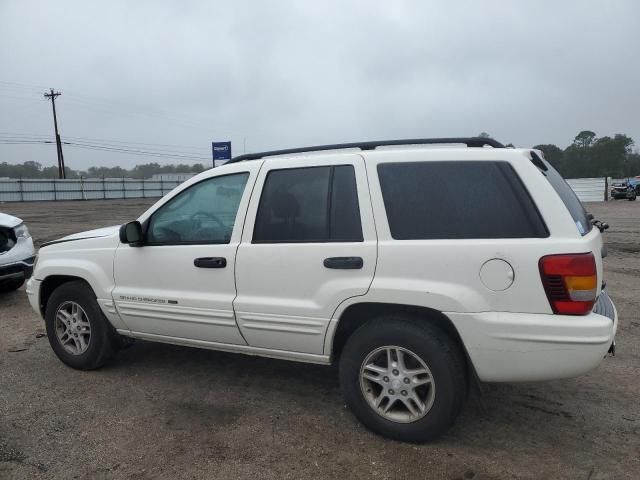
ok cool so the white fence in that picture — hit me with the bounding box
[0,176,611,203]
[566,178,607,203]
[0,178,182,202]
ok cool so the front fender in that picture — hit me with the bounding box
[34,245,127,330]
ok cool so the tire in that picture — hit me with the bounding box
[0,277,24,292]
[45,280,117,370]
[339,316,467,443]
[628,196,636,201]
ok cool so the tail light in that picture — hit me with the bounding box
[539,253,597,315]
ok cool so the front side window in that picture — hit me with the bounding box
[147,173,249,244]
[377,161,548,240]
[253,165,363,243]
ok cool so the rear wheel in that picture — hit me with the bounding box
[339,316,467,443]
[45,281,117,370]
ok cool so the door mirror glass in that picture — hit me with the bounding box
[119,221,143,245]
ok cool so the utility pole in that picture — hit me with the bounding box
[44,89,66,179]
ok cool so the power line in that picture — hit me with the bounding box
[0,135,209,160]
[0,132,52,138]
[0,80,50,90]
[0,133,52,140]
[0,79,229,127]
[61,96,217,133]
[63,141,209,160]
[1,80,239,142]
[0,79,238,162]
[0,141,55,145]
[1,80,220,134]
[0,138,209,161]
[62,135,208,152]
[0,131,207,148]
[61,89,221,126]
[0,93,42,101]
[0,131,208,153]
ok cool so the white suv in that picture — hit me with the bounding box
[26,138,617,442]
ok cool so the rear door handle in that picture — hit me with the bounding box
[194,257,227,268]
[323,256,363,269]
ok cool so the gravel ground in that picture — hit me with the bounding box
[1,199,639,480]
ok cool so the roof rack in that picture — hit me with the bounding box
[226,137,504,164]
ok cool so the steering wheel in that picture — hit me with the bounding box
[192,211,225,228]
[153,225,182,242]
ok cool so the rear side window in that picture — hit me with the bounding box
[377,161,548,240]
[536,157,592,236]
[253,165,363,243]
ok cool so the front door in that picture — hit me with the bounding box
[234,154,377,354]
[112,163,261,344]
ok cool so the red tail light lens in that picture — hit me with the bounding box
[539,253,597,315]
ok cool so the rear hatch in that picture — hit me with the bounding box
[534,153,610,316]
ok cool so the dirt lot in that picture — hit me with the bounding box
[1,199,639,480]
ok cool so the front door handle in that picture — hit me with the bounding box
[194,257,227,268]
[323,256,363,269]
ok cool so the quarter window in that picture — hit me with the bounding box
[377,161,548,240]
[253,165,363,243]
[535,157,592,236]
[147,173,249,244]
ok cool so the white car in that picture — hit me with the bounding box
[1,212,35,292]
[26,137,617,442]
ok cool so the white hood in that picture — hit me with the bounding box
[0,212,23,229]
[59,225,120,241]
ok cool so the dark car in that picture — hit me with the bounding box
[610,179,637,201]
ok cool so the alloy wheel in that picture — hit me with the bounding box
[359,346,436,423]
[54,301,91,355]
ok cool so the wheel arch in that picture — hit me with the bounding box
[39,275,93,317]
[328,302,478,381]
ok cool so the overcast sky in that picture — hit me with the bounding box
[1,0,639,170]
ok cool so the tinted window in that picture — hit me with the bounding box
[253,165,363,243]
[377,161,548,240]
[537,158,592,236]
[147,173,249,244]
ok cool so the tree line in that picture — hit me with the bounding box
[2,131,639,180]
[534,131,639,179]
[0,161,207,179]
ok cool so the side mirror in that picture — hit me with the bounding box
[119,221,144,246]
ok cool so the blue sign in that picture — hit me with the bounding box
[212,141,231,167]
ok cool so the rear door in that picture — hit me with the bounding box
[233,154,377,354]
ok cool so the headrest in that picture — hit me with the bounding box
[270,189,300,219]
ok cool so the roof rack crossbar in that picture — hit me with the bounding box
[227,137,504,164]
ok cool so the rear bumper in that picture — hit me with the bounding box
[448,293,618,382]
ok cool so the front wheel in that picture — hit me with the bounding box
[45,281,117,370]
[339,317,467,443]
